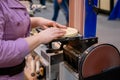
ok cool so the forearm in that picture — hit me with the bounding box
[24,34,41,52]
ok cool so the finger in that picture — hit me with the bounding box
[55,27,66,33]
[52,22,57,28]
[56,23,67,29]
[35,56,39,61]
[43,25,48,29]
[52,30,66,38]
[54,32,65,39]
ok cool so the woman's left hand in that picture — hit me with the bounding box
[42,21,67,29]
[30,17,67,29]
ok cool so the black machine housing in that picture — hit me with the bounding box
[63,37,98,72]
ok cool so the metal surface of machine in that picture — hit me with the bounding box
[37,43,63,80]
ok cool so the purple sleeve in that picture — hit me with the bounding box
[0,8,30,67]
[0,39,29,64]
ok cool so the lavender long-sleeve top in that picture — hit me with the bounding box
[0,0,30,79]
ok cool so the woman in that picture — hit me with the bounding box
[39,0,46,9]
[52,0,69,26]
[28,0,33,10]
[29,0,46,9]
[0,0,66,79]
[109,0,120,20]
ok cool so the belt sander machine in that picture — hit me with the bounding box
[35,0,120,80]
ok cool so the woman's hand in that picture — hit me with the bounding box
[30,17,66,29]
[27,17,67,51]
[38,27,66,44]
[42,20,67,29]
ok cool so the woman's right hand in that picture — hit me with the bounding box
[38,27,66,44]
